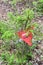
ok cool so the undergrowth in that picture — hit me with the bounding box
[0,8,43,65]
[33,0,43,15]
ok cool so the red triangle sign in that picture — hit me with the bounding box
[17,31,33,46]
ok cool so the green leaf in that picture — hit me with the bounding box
[8,54,14,65]
[1,31,13,40]
[39,0,43,2]
[33,1,37,6]
[33,22,39,28]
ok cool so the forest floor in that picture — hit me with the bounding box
[0,0,43,65]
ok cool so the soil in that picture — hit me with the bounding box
[0,0,14,20]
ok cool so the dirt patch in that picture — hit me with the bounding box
[0,1,14,20]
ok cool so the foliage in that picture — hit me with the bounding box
[28,62,32,65]
[10,0,22,5]
[7,9,34,30]
[1,52,14,65]
[0,21,14,41]
[33,0,43,15]
[0,8,43,65]
[1,44,33,65]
